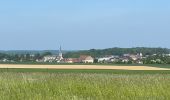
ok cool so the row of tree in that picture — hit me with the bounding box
[64,47,170,58]
[143,55,170,64]
[0,52,52,62]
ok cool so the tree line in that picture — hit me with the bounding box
[64,47,170,58]
[0,52,52,62]
[0,47,170,64]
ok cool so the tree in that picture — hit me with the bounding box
[13,54,20,61]
[34,53,42,60]
[93,59,98,63]
[42,52,52,57]
[64,47,170,58]
[25,54,31,61]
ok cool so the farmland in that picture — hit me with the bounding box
[0,64,170,70]
[0,68,170,100]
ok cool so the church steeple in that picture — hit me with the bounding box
[59,45,63,60]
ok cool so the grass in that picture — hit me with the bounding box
[1,68,170,74]
[148,64,170,68]
[0,69,170,99]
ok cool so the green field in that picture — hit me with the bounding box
[0,69,170,100]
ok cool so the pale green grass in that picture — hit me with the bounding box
[0,72,170,100]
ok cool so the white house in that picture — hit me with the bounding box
[122,58,129,63]
[98,55,118,62]
[80,55,94,63]
[43,55,57,62]
[84,56,94,63]
[98,57,111,62]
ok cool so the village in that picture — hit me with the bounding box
[1,47,170,64]
[43,53,144,64]
[36,47,170,64]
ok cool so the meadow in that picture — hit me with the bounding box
[0,69,170,100]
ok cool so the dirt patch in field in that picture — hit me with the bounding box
[0,64,169,70]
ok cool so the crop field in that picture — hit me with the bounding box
[0,68,170,100]
[0,64,170,70]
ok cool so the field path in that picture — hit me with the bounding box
[0,64,169,70]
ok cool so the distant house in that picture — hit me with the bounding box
[63,58,73,63]
[162,54,170,57]
[43,55,57,62]
[64,58,80,63]
[36,59,44,62]
[121,58,129,63]
[98,57,111,62]
[63,55,94,63]
[123,53,143,61]
[79,55,94,63]
[97,55,120,63]
[110,58,119,62]
[130,55,138,61]
[1,58,9,62]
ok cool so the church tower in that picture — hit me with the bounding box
[59,46,63,61]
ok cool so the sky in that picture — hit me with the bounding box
[0,0,170,50]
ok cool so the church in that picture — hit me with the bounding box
[43,46,63,62]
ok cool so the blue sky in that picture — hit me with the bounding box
[0,0,170,50]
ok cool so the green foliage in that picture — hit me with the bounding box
[64,47,170,58]
[1,68,170,74]
[143,55,170,64]
[42,52,52,56]
[0,52,46,62]
[0,53,8,60]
